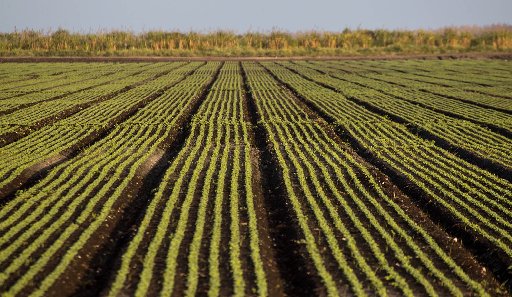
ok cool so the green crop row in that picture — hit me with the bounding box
[0,63,167,114]
[107,61,268,297]
[312,64,512,132]
[261,61,512,286]
[285,61,512,171]
[0,63,170,137]
[335,60,512,98]
[0,63,75,84]
[0,63,100,92]
[243,61,495,296]
[316,60,512,111]
[0,64,119,105]
[350,59,512,83]
[0,60,510,296]
[362,72,512,111]
[0,62,202,198]
[0,62,221,296]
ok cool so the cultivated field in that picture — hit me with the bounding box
[0,59,511,296]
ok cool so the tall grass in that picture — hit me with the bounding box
[1,25,511,57]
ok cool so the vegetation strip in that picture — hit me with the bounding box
[0,63,181,147]
[0,62,221,296]
[244,61,505,296]
[284,61,512,181]
[260,61,512,292]
[105,62,271,297]
[1,27,512,57]
[0,62,198,202]
[299,61,512,138]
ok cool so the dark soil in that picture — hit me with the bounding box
[1,52,511,63]
[242,63,323,296]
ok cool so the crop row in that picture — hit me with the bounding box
[0,65,74,86]
[343,60,512,98]
[261,62,512,275]
[0,62,201,199]
[337,59,511,77]
[0,60,510,296]
[283,61,512,172]
[322,60,512,101]
[0,63,93,92]
[300,62,512,134]
[322,61,512,111]
[349,60,512,87]
[0,63,117,100]
[0,63,185,142]
[0,63,166,114]
[242,61,501,296]
[332,64,512,111]
[0,61,221,296]
[107,61,269,297]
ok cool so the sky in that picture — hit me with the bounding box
[0,0,511,33]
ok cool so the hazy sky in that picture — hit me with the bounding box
[0,0,511,33]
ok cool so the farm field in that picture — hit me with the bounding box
[0,59,511,297]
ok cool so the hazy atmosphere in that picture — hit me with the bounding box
[1,0,511,32]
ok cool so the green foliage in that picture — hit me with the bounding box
[0,60,510,296]
[262,61,512,275]
[107,62,268,297]
[291,60,512,170]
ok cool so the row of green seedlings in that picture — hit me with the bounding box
[0,65,49,76]
[0,62,221,296]
[270,60,512,245]
[303,62,512,133]
[328,60,512,101]
[0,63,117,97]
[107,61,268,297]
[366,72,512,111]
[3,62,172,99]
[320,60,512,111]
[0,63,99,92]
[261,61,512,270]
[352,59,511,108]
[243,62,493,296]
[346,60,512,95]
[270,60,512,224]
[0,62,73,80]
[353,70,512,130]
[0,70,107,103]
[349,59,512,87]
[0,63,161,111]
[0,63,175,136]
[336,59,500,74]
[0,62,188,175]
[0,62,201,198]
[398,64,511,87]
[289,61,512,170]
[356,60,512,94]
